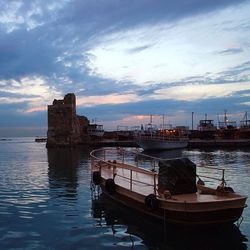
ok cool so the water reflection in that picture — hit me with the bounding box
[92,193,248,250]
[143,148,184,159]
[47,147,81,198]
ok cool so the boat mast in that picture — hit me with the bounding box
[191,112,194,131]
[224,110,228,127]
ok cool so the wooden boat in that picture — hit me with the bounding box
[90,148,247,227]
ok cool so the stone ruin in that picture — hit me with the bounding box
[46,93,90,147]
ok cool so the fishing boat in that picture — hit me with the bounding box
[197,114,217,139]
[88,124,105,138]
[90,148,247,227]
[239,112,250,139]
[116,125,141,140]
[135,129,188,150]
[218,110,238,139]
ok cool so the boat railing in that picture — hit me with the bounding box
[90,148,163,195]
[90,148,227,195]
[196,166,226,187]
[137,134,188,142]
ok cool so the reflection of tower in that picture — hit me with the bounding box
[46,93,90,147]
[47,147,81,197]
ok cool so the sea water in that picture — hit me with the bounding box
[0,137,249,249]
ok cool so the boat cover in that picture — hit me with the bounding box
[158,158,197,195]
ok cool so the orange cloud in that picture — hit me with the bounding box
[77,93,141,106]
[26,106,47,113]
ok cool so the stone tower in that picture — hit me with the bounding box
[46,93,90,147]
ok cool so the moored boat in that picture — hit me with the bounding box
[90,148,247,227]
[135,129,188,150]
[197,116,217,139]
[88,124,105,138]
[239,112,250,139]
[218,110,238,139]
[35,137,47,142]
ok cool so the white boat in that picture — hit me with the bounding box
[88,124,104,138]
[90,148,247,227]
[135,129,188,151]
[197,118,217,139]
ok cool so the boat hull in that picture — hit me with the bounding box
[100,180,246,227]
[136,138,188,150]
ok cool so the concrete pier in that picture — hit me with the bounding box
[92,139,250,149]
[188,139,250,148]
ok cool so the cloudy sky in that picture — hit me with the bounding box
[0,0,250,136]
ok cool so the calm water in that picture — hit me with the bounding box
[0,137,250,249]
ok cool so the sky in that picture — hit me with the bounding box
[0,0,250,136]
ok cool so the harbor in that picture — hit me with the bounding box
[1,0,250,248]
[92,138,250,148]
[45,93,250,150]
[0,137,249,249]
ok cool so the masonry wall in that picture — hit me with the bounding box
[46,93,90,147]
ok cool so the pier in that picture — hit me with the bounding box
[91,139,250,149]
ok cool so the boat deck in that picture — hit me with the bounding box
[96,161,240,204]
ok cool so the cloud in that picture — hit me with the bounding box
[26,106,47,113]
[218,48,244,55]
[126,45,153,54]
[151,82,250,101]
[0,76,61,113]
[86,2,250,85]
[0,0,250,135]
[77,93,142,107]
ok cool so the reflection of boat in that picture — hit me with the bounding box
[91,193,247,249]
[135,129,188,151]
[90,148,247,227]
[88,124,104,138]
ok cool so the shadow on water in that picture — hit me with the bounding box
[91,193,248,250]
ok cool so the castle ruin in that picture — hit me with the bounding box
[46,93,90,147]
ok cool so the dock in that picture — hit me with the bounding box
[92,139,250,149]
[188,139,250,148]
[92,140,137,147]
